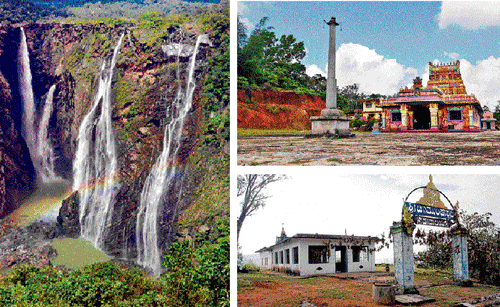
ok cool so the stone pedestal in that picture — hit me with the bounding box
[310,114,351,136]
[391,222,417,294]
[451,231,469,285]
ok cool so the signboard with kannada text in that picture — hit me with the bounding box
[405,202,455,227]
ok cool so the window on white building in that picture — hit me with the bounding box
[308,245,328,264]
[292,247,299,264]
[352,246,369,262]
[280,251,284,264]
[274,252,278,264]
[285,249,290,264]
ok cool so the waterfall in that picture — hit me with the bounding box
[18,28,60,183]
[18,27,37,168]
[73,34,124,249]
[37,84,59,183]
[136,34,205,276]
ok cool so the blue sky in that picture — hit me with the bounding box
[238,1,500,109]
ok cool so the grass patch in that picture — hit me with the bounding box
[238,129,310,137]
[319,288,353,299]
[326,157,341,162]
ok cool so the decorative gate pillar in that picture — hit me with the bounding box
[381,112,386,130]
[451,227,469,285]
[430,104,439,131]
[390,222,417,294]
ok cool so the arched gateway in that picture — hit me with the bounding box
[390,175,469,294]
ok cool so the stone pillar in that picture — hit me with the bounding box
[324,17,339,112]
[381,112,386,130]
[430,104,439,131]
[408,111,413,130]
[468,109,474,131]
[310,17,351,137]
[390,222,417,294]
[401,106,408,131]
[451,231,469,285]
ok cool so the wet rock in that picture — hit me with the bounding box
[57,191,80,238]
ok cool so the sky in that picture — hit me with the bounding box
[238,174,500,263]
[238,1,500,110]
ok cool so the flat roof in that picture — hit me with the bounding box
[256,233,381,253]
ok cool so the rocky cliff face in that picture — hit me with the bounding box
[0,12,229,268]
[238,88,325,130]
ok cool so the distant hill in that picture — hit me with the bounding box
[1,0,220,23]
[0,0,68,23]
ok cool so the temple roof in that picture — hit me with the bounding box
[256,233,381,253]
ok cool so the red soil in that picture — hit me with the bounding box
[237,89,325,130]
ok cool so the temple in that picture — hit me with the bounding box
[361,60,484,132]
[256,226,379,276]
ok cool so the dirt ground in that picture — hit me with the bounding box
[238,270,500,307]
[237,131,500,166]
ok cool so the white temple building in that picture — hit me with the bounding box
[256,227,379,276]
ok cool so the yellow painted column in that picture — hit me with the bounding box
[430,103,439,131]
[401,105,408,131]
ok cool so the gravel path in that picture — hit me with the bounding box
[237,131,500,166]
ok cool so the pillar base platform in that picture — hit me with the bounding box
[310,111,352,137]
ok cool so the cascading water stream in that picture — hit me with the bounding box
[73,34,124,249]
[37,84,59,182]
[18,27,37,169]
[18,28,60,183]
[136,34,205,276]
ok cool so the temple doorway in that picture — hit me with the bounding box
[413,106,430,129]
[335,246,347,272]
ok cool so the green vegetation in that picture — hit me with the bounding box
[415,210,500,286]
[0,219,229,307]
[237,16,311,92]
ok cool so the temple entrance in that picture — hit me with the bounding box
[413,106,430,129]
[335,246,347,272]
[391,176,469,295]
[487,122,491,130]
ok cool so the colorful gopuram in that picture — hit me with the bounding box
[361,60,483,132]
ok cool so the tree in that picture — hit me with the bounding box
[237,174,286,242]
[493,101,500,123]
[237,17,308,89]
[415,210,500,285]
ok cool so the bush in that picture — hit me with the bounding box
[242,263,260,272]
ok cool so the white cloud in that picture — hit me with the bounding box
[238,2,248,14]
[444,51,460,60]
[305,64,326,77]
[438,2,500,30]
[460,56,500,110]
[239,17,253,32]
[336,43,418,95]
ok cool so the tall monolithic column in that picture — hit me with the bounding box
[322,17,340,116]
[310,17,351,137]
